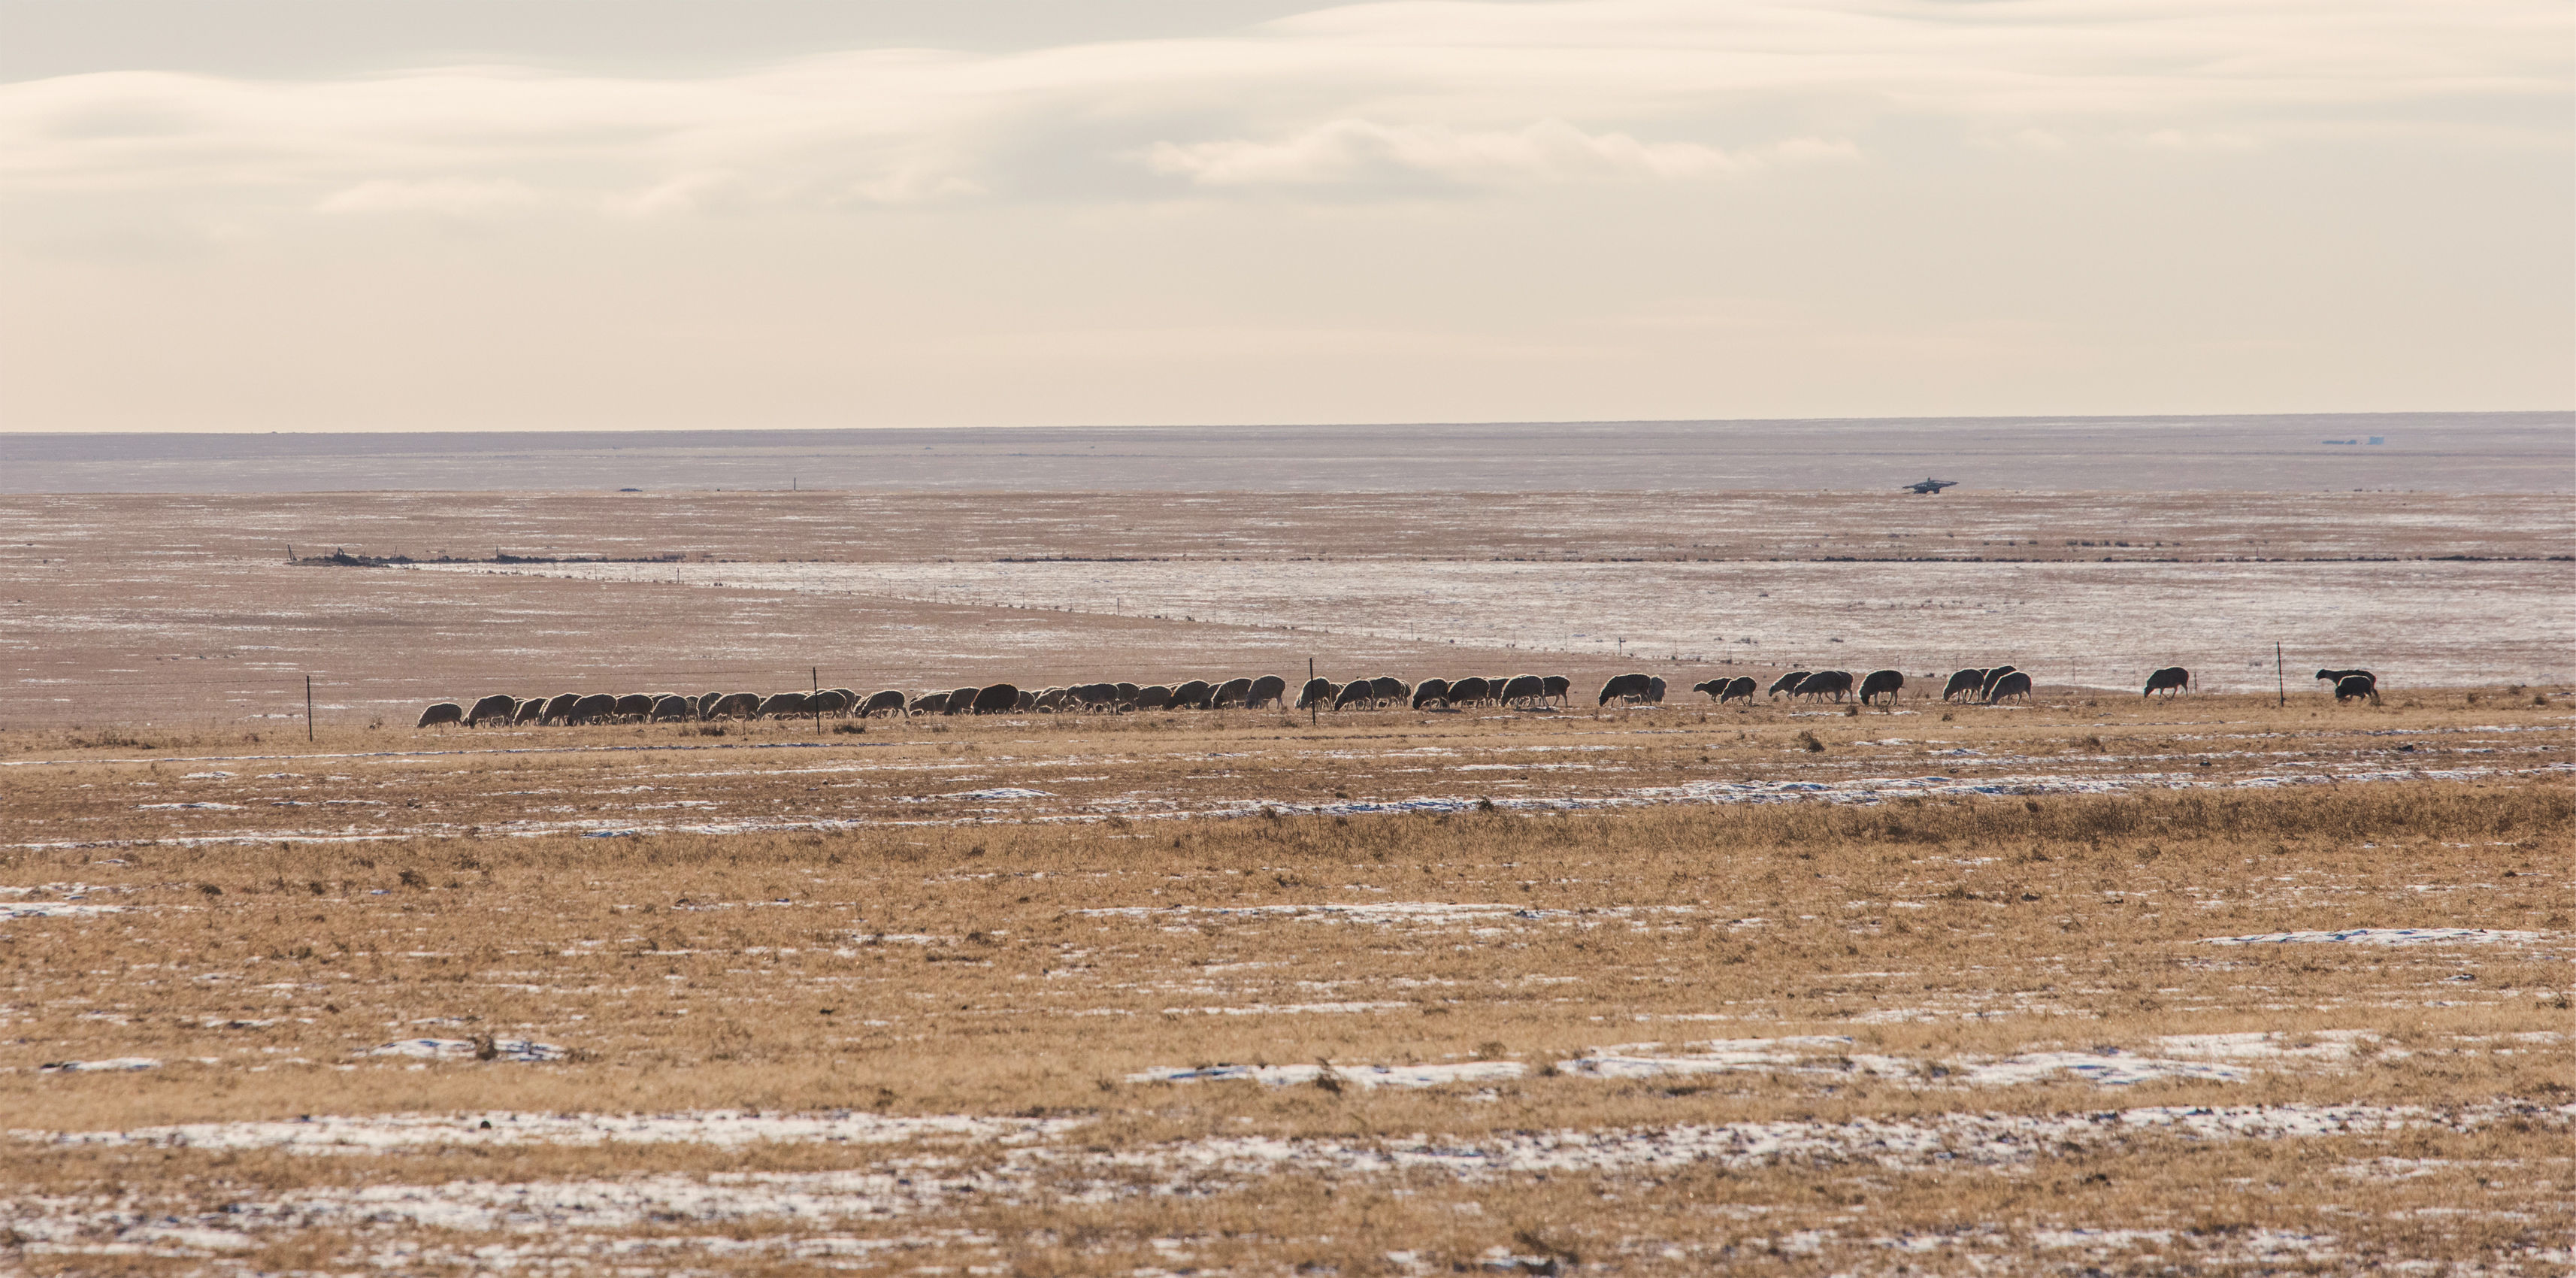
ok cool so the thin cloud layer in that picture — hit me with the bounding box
[1143,120,1847,188]
[0,0,2562,213]
[2,0,2565,432]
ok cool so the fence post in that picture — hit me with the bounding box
[305,675,314,741]
[2276,642,2284,707]
[813,667,822,736]
[1309,657,1317,727]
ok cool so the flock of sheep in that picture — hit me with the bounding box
[415,673,1570,728]
[410,662,2378,728]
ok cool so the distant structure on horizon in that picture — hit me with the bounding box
[1902,477,1959,494]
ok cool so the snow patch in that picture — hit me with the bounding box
[2,902,126,919]
[21,1109,1078,1152]
[1958,1049,2249,1087]
[1128,1061,1524,1089]
[1557,1037,1876,1079]
[38,1057,160,1074]
[1160,1001,1412,1016]
[2201,927,2544,946]
[363,1038,567,1063]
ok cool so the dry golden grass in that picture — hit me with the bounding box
[2,695,2570,1273]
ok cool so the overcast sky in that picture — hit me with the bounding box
[2,0,2567,432]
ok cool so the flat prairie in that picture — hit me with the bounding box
[2,694,2571,1273]
[2,482,2570,1273]
[3,490,2568,725]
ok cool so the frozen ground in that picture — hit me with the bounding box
[3,488,2563,725]
[433,555,2571,692]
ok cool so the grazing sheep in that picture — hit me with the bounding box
[2314,668,2376,693]
[1212,677,1253,709]
[1597,672,1654,705]
[568,693,619,725]
[1767,671,1810,701]
[696,692,725,719]
[1131,684,1170,710]
[1858,670,1905,705]
[1692,677,1757,703]
[613,693,656,722]
[703,692,754,720]
[541,693,582,725]
[934,686,973,715]
[1445,677,1491,707]
[1501,674,1548,707]
[2335,674,2381,704]
[1247,675,1288,710]
[1542,675,1570,706]
[1646,677,1666,704]
[1294,677,1334,710]
[909,691,949,716]
[1332,680,1376,710]
[859,689,910,717]
[1942,669,1989,703]
[1369,676,1410,707]
[758,692,812,719]
[1412,678,1452,710]
[1800,670,1855,702]
[1986,671,2033,704]
[959,683,1014,714]
[808,689,855,716]
[1115,682,1141,706]
[2143,667,2191,698]
[1979,665,2020,701]
[465,694,518,728]
[511,697,546,725]
[1170,680,1213,710]
[415,701,465,728]
[650,695,695,722]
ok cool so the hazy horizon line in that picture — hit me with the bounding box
[5,408,2568,441]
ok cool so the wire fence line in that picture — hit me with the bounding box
[5,646,2453,729]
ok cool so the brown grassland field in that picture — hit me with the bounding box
[2,688,2571,1275]
[1,486,2571,1274]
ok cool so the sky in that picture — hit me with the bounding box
[0,0,2568,433]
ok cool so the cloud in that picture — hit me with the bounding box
[1144,118,1852,189]
[0,0,2560,214]
[316,177,539,215]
